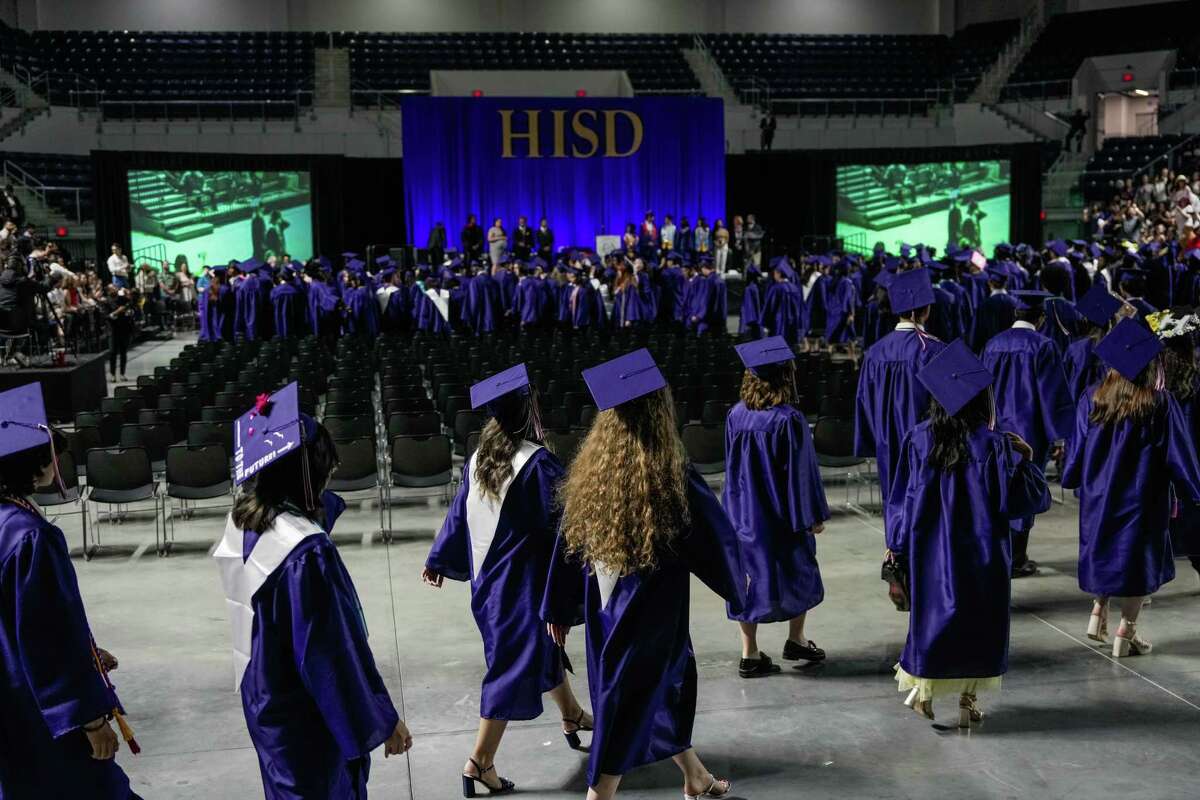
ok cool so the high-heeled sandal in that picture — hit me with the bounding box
[1112,620,1152,658]
[461,757,515,798]
[903,687,934,720]
[958,693,984,728]
[1087,601,1109,644]
[562,708,593,751]
[684,775,731,800]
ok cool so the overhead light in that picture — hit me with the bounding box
[1132,88,1150,96]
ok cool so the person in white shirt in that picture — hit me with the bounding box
[1171,176,1200,237]
[660,215,677,252]
[107,244,131,288]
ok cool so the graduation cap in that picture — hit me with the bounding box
[317,255,332,269]
[697,254,715,268]
[874,270,896,289]
[233,382,315,486]
[884,256,901,271]
[1075,286,1122,327]
[211,265,229,276]
[346,258,366,273]
[470,363,530,411]
[1046,240,1069,258]
[379,266,397,280]
[1095,317,1163,381]
[664,251,683,264]
[1011,289,1052,311]
[900,244,914,259]
[240,256,264,271]
[341,251,358,258]
[0,382,54,460]
[916,339,994,417]
[582,348,667,411]
[888,269,935,314]
[376,255,394,267]
[985,265,1009,282]
[734,336,795,377]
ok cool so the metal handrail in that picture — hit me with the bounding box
[93,91,313,128]
[1000,78,1072,104]
[2,159,46,207]
[1129,130,1200,182]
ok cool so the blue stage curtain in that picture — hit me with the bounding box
[401,97,726,254]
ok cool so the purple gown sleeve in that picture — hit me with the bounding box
[8,526,113,737]
[540,533,586,627]
[1035,344,1075,442]
[287,544,399,760]
[1061,392,1092,490]
[996,438,1052,520]
[680,468,745,614]
[776,412,831,533]
[425,461,472,582]
[884,430,916,555]
[1165,394,1200,503]
[322,490,347,535]
[853,361,878,458]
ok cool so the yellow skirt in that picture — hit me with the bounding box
[894,664,1002,703]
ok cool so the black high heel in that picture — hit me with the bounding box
[562,709,593,751]
[461,757,515,798]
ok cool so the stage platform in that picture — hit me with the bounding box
[0,351,108,422]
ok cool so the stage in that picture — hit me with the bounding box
[0,351,108,422]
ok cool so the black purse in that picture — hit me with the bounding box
[880,554,910,612]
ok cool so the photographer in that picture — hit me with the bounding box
[0,241,55,364]
[102,285,135,382]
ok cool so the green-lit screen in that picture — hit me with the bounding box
[128,169,313,275]
[835,161,1010,254]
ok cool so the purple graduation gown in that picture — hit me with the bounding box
[414,288,451,334]
[1169,384,1200,557]
[566,283,602,330]
[685,274,716,334]
[344,286,380,338]
[425,447,566,720]
[823,276,857,344]
[738,281,763,338]
[612,281,650,328]
[466,273,502,334]
[982,325,1074,468]
[854,326,946,531]
[970,292,1020,352]
[762,281,806,344]
[887,423,1051,678]
[1063,391,1200,596]
[723,403,829,622]
[0,505,135,798]
[541,468,743,786]
[515,278,551,327]
[208,284,235,341]
[1039,297,1086,355]
[307,281,341,335]
[197,287,211,341]
[271,283,304,339]
[239,517,399,799]
[1064,336,1103,402]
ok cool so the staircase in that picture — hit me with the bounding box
[984,100,1055,140]
[968,1,1047,105]
[1042,150,1088,235]
[127,172,214,242]
[683,36,740,107]
[314,47,351,108]
[838,166,912,230]
[0,62,50,145]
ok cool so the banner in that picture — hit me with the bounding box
[401,96,725,255]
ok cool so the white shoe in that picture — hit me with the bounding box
[1112,620,1152,657]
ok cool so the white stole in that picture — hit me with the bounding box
[595,563,620,611]
[376,284,398,314]
[426,288,451,321]
[213,512,323,690]
[464,441,541,580]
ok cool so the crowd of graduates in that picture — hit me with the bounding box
[9,226,1200,800]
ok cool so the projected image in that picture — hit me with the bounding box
[835,160,1010,254]
[129,169,313,274]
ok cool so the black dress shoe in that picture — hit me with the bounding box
[782,638,826,662]
[1011,560,1039,578]
[738,653,781,678]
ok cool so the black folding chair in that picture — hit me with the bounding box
[387,434,454,526]
[681,423,726,475]
[329,437,386,536]
[164,443,233,552]
[31,450,86,550]
[83,447,161,559]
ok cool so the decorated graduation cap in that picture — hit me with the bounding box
[233,382,316,486]
[1076,284,1123,327]
[1147,307,1200,340]
[916,339,994,417]
[734,336,795,377]
[1095,317,1163,381]
[582,348,667,411]
[470,363,531,411]
[887,269,935,314]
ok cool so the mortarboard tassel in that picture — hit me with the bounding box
[90,639,141,755]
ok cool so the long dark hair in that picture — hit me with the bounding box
[231,422,339,533]
[740,360,797,411]
[927,389,994,471]
[474,388,544,502]
[1162,335,1199,402]
[1090,363,1161,425]
[0,428,68,499]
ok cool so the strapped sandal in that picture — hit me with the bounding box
[958,693,984,728]
[684,775,731,800]
[461,757,515,798]
[562,708,593,751]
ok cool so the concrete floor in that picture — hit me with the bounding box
[57,336,1200,799]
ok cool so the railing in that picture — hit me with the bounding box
[1,160,90,224]
[131,243,168,270]
[768,95,947,120]
[93,92,313,130]
[973,0,1044,103]
[1130,131,1200,182]
[690,34,737,105]
[999,78,1072,105]
[2,158,45,207]
[37,187,89,224]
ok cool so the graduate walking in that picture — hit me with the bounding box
[0,383,142,799]
[855,269,946,535]
[422,364,593,797]
[1152,308,1200,579]
[542,349,743,800]
[214,384,412,799]
[887,342,1051,724]
[1063,319,1200,656]
[982,290,1074,577]
[724,337,830,678]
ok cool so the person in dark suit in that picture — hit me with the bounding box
[535,217,554,263]
[427,221,447,266]
[759,114,777,151]
[512,216,534,261]
[461,214,484,264]
[1,185,24,228]
[947,197,962,250]
[250,205,266,261]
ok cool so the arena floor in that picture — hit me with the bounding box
[64,336,1200,800]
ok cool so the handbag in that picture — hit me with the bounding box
[880,554,910,612]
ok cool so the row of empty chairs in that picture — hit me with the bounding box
[1079,135,1187,201]
[0,151,93,220]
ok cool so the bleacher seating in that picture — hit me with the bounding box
[948,19,1020,102]
[1079,134,1186,201]
[342,32,700,101]
[1001,1,1193,101]
[18,27,316,115]
[0,151,93,220]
